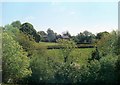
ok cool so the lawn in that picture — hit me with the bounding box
[39,42,95,65]
[39,42,58,46]
[46,48,95,65]
[39,42,94,49]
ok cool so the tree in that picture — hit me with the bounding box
[38,31,48,42]
[38,31,46,36]
[4,24,36,56]
[0,27,2,83]
[75,32,84,43]
[4,25,20,38]
[114,31,120,84]
[57,39,76,63]
[96,31,109,39]
[83,30,94,43]
[62,31,71,38]
[88,47,100,63]
[54,63,79,83]
[87,60,101,83]
[20,22,40,42]
[116,55,120,84]
[96,32,113,56]
[113,31,120,55]
[2,32,31,83]
[99,55,117,84]
[83,30,91,36]
[47,28,56,42]
[74,31,95,44]
[11,21,21,29]
[29,47,55,84]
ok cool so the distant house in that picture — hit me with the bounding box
[42,35,48,42]
[62,35,70,39]
[43,35,47,38]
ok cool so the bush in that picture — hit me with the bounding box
[29,48,55,84]
[99,54,118,84]
[2,32,31,84]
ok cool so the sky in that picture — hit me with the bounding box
[2,2,118,35]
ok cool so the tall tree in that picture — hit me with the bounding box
[11,21,21,29]
[4,24,36,56]
[47,28,56,42]
[76,32,84,43]
[74,31,94,44]
[96,31,109,39]
[57,39,76,63]
[2,32,31,83]
[83,30,94,43]
[20,22,40,42]
[38,31,47,42]
[63,31,71,38]
[38,31,46,36]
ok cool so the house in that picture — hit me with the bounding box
[62,35,69,39]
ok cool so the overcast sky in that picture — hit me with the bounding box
[2,1,118,35]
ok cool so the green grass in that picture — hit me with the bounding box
[39,42,58,46]
[46,48,95,65]
[71,48,95,65]
[39,42,94,49]
[39,42,95,65]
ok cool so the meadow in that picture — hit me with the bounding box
[39,42,95,65]
[47,48,95,65]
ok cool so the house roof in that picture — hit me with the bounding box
[62,35,69,39]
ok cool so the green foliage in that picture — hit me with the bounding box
[4,24,36,56]
[96,32,115,56]
[63,31,71,38]
[57,39,76,63]
[47,28,56,42]
[11,21,21,29]
[54,63,79,83]
[99,54,118,84]
[47,48,94,65]
[29,48,55,84]
[38,31,48,42]
[2,21,119,84]
[73,31,95,44]
[113,31,120,55]
[20,22,40,42]
[4,25,20,39]
[74,32,84,43]
[85,55,117,84]
[114,31,120,84]
[2,32,31,83]
[0,27,2,83]
[115,55,120,84]
[87,60,101,83]
[96,31,109,39]
[88,47,100,62]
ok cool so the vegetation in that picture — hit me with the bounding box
[20,22,41,42]
[2,32,31,84]
[1,21,120,85]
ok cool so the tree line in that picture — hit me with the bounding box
[10,21,110,44]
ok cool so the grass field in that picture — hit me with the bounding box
[46,48,95,65]
[39,42,95,65]
[39,42,58,46]
[39,42,94,49]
